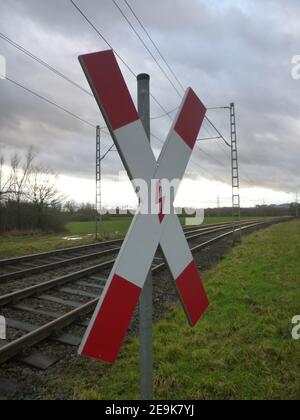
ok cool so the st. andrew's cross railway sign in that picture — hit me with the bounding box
[78,50,209,364]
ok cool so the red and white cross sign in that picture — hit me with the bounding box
[78,50,209,363]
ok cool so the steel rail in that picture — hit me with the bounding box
[0,220,246,267]
[0,222,253,284]
[0,223,246,300]
[0,247,120,284]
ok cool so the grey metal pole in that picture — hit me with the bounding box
[96,126,102,240]
[230,103,242,242]
[137,73,153,401]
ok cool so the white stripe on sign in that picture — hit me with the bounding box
[115,214,162,287]
[115,120,156,183]
[160,214,194,280]
[154,130,192,182]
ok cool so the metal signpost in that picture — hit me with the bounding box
[78,50,209,398]
[137,73,153,400]
[95,125,102,240]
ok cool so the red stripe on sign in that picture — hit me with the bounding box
[176,260,209,326]
[174,89,206,149]
[79,50,139,131]
[80,274,141,364]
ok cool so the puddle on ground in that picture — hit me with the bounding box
[62,234,94,241]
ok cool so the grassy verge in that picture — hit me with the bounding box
[40,220,300,400]
[0,234,97,258]
[66,218,132,236]
[0,218,131,258]
[0,216,269,258]
[66,216,265,236]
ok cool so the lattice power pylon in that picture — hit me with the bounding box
[96,125,102,240]
[230,103,242,241]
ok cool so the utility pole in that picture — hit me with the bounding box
[230,103,242,241]
[95,125,102,240]
[137,73,153,400]
[296,191,299,218]
[205,104,242,239]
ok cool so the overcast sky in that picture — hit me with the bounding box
[0,0,299,208]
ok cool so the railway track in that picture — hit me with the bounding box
[0,219,279,372]
[0,220,252,284]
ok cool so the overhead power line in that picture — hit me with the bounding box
[0,30,172,157]
[151,133,230,186]
[101,144,117,161]
[197,136,221,141]
[70,0,230,154]
[198,147,230,169]
[0,34,119,161]
[2,3,230,155]
[112,0,182,97]
[123,0,186,93]
[0,32,92,97]
[1,73,97,129]
[0,30,170,120]
[70,0,135,78]
[115,0,231,146]
[204,116,231,148]
[69,0,233,176]
[151,106,179,120]
[69,0,171,118]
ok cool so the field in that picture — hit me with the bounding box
[39,219,300,400]
[66,217,132,236]
[0,216,252,258]
[66,216,265,236]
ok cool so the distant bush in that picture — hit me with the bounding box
[0,201,66,234]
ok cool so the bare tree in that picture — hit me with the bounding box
[10,147,35,204]
[9,147,35,228]
[27,165,63,209]
[0,154,14,200]
[1,147,66,233]
[64,200,77,215]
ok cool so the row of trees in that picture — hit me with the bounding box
[0,148,65,233]
[205,205,296,218]
[1,148,296,235]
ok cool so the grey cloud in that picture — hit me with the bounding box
[0,0,299,196]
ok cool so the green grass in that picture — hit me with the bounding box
[0,234,97,258]
[40,220,300,400]
[66,216,265,236]
[0,216,269,258]
[66,218,132,236]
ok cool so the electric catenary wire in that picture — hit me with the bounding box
[112,0,183,98]
[0,32,92,97]
[70,0,230,172]
[69,0,171,119]
[0,32,118,157]
[70,0,230,162]
[123,0,186,93]
[113,0,231,148]
[1,74,97,129]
